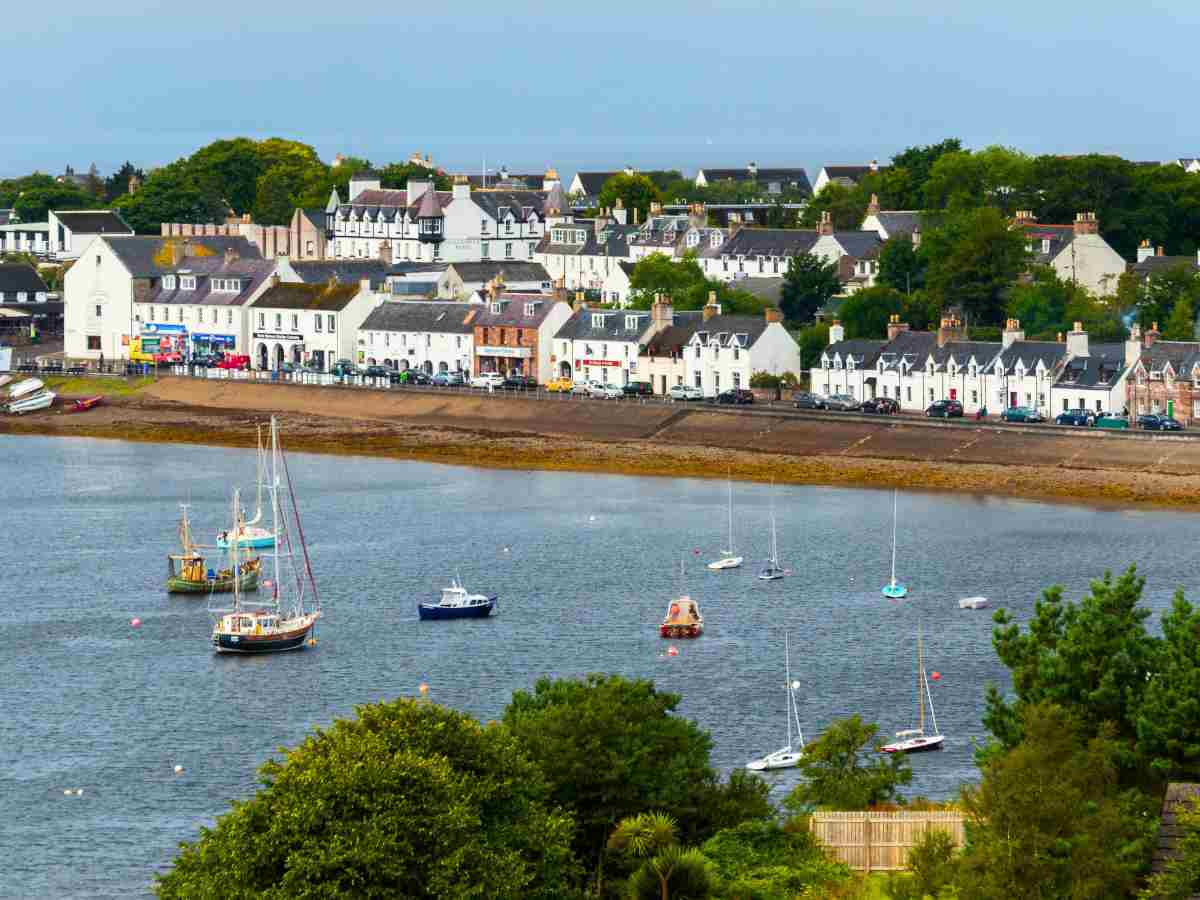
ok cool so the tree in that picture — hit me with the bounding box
[780,253,840,325]
[13,184,97,222]
[186,137,265,214]
[784,715,912,811]
[888,138,964,209]
[884,828,959,900]
[837,286,906,339]
[157,697,578,899]
[1141,795,1200,900]
[921,206,1029,326]
[1136,594,1200,781]
[115,164,228,234]
[956,703,1157,900]
[624,253,765,315]
[1005,266,1085,339]
[876,236,927,294]
[798,182,866,230]
[608,813,712,900]
[254,164,310,226]
[503,675,766,875]
[103,161,146,203]
[0,172,56,208]
[797,323,830,371]
[1164,294,1196,341]
[598,174,661,221]
[379,161,451,192]
[1137,264,1200,332]
[701,819,850,900]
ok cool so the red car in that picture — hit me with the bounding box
[216,354,251,370]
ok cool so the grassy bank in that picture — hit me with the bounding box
[41,375,156,397]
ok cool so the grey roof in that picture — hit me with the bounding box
[642,311,706,355]
[573,172,618,195]
[1055,343,1127,388]
[470,190,547,221]
[821,165,885,183]
[147,257,277,308]
[1021,224,1077,263]
[472,294,565,327]
[0,263,49,295]
[996,340,1067,373]
[701,167,811,193]
[289,259,390,289]
[53,210,132,235]
[690,313,771,349]
[1132,255,1199,277]
[252,281,362,311]
[554,307,651,342]
[831,231,883,259]
[1136,340,1200,375]
[929,340,1002,368]
[825,338,886,368]
[536,226,631,260]
[103,235,262,276]
[543,182,569,213]
[341,188,409,210]
[872,211,920,236]
[447,261,550,285]
[417,187,443,217]
[618,261,636,277]
[736,277,785,305]
[361,301,475,334]
[705,227,818,258]
[300,208,328,229]
[875,331,937,370]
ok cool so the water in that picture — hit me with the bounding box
[2,434,1194,898]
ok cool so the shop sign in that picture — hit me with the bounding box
[582,359,620,367]
[477,346,531,358]
[253,331,304,341]
[142,323,188,335]
[192,333,236,346]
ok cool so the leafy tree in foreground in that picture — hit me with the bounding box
[957,703,1157,900]
[116,164,228,234]
[1137,593,1200,781]
[780,252,841,326]
[884,828,959,900]
[784,715,912,811]
[157,697,578,899]
[607,812,712,900]
[1141,795,1200,900]
[837,285,905,339]
[702,819,850,900]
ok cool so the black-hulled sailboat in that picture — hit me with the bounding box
[210,417,320,654]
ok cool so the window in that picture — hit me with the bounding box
[733,347,739,361]
[1096,399,1103,412]
[94,304,102,318]
[275,314,282,329]
[176,307,183,322]
[971,390,978,404]
[95,254,101,267]
[1037,392,1045,407]
[504,243,513,259]
[87,335,101,350]
[315,315,322,332]
[601,343,608,356]
[369,332,375,346]
[425,334,431,348]
[180,276,196,291]
[906,386,912,402]
[455,336,462,349]
[695,345,701,359]
[327,315,335,332]
[694,371,702,388]
[258,312,265,328]
[163,275,176,290]
[929,388,935,402]
[481,218,489,234]
[481,241,489,258]
[525,303,538,316]
[226,309,233,325]
[715,373,721,391]
[1062,398,1069,411]
[733,371,740,389]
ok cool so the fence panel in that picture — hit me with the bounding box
[809,811,964,872]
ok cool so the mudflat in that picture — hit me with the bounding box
[5,376,1200,509]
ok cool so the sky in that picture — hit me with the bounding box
[4,0,1200,181]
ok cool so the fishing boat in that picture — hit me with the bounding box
[757,486,786,581]
[661,557,704,638]
[210,417,321,654]
[882,625,944,754]
[166,501,260,594]
[418,578,497,620]
[747,634,805,770]
[216,425,277,549]
[7,377,43,400]
[65,396,103,413]
[881,489,907,599]
[7,390,55,414]
[707,473,743,571]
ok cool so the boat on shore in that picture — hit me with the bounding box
[7,389,55,415]
[167,502,260,594]
[747,634,805,770]
[210,417,320,654]
[882,625,944,754]
[65,396,104,413]
[7,377,43,400]
[418,579,497,620]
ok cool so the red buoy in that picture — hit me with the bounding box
[667,646,679,657]
[931,671,941,681]
[130,617,142,628]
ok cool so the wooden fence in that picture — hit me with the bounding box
[809,811,965,872]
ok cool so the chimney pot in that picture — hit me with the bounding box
[1156,246,1164,256]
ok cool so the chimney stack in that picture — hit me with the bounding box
[573,290,586,312]
[764,306,784,324]
[818,211,834,236]
[886,313,910,341]
[649,201,663,217]
[748,161,758,176]
[937,312,966,348]
[1066,320,1089,359]
[651,293,675,329]
[1156,246,1164,256]
[452,174,470,200]
[1073,211,1099,236]
[611,196,627,226]
[1013,210,1037,227]
[1126,324,1143,367]
[378,240,392,264]
[867,193,880,217]
[829,319,845,344]
[703,291,721,322]
[1137,239,1154,263]
[869,159,879,172]
[1145,321,1160,348]
[1002,317,1025,349]
[224,245,239,265]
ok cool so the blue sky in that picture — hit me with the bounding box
[4,0,1199,180]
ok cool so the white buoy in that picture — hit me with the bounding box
[174,764,184,775]
[502,547,509,553]
[589,515,596,521]
[63,789,72,796]
[76,788,83,796]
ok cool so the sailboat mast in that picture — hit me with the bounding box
[917,624,925,734]
[230,489,241,610]
[727,473,734,553]
[785,634,792,748]
[890,490,898,585]
[252,424,264,524]
[270,418,283,614]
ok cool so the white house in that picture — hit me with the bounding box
[699,226,816,281]
[809,214,883,292]
[358,301,475,375]
[0,221,50,257]
[48,210,133,260]
[534,214,635,293]
[551,305,656,385]
[1015,211,1126,297]
[812,162,885,194]
[860,197,921,244]
[627,205,722,262]
[601,261,636,306]
[438,261,551,299]
[246,279,377,372]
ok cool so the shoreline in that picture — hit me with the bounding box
[5,378,1200,510]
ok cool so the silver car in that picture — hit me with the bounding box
[825,393,861,411]
[669,384,705,402]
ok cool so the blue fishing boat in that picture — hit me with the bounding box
[419,579,497,620]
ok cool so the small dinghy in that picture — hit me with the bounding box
[66,396,104,413]
[959,596,989,610]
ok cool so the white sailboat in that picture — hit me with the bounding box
[881,489,907,598]
[882,625,944,754]
[708,474,743,570]
[747,634,805,770]
[757,486,786,581]
[216,424,277,549]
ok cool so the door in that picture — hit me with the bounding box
[1009,391,1017,408]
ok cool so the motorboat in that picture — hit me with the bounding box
[418,579,497,620]
[7,377,43,400]
[959,596,989,610]
[882,625,944,754]
[660,596,703,638]
[7,390,55,415]
[747,635,805,770]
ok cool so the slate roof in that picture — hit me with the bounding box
[691,313,771,349]
[929,340,1002,368]
[1056,343,1127,388]
[472,294,565,327]
[104,236,262,277]
[874,331,937,370]
[289,259,390,288]
[417,187,443,217]
[831,231,883,259]
[53,210,132,235]
[1136,340,1200,375]
[536,227,631,260]
[820,165,886,185]
[1021,224,1077,263]
[361,301,475,334]
[641,311,706,355]
[300,208,328,230]
[737,277,785,305]
[871,211,920,237]
[146,257,278,307]
[470,190,548,221]
[825,338,886,368]
[251,281,363,311]
[573,172,618,195]
[996,340,1067,373]
[1152,783,1200,891]
[701,167,812,194]
[554,307,651,342]
[448,261,551,285]
[704,228,819,258]
[1132,255,1200,277]
[343,188,408,209]
[0,262,50,295]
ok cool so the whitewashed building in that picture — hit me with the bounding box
[1015,211,1126,297]
[551,305,656,385]
[699,226,816,281]
[246,279,377,371]
[0,262,49,304]
[358,301,475,375]
[48,210,133,260]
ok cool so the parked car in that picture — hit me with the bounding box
[216,354,251,371]
[572,380,598,395]
[715,389,755,405]
[590,383,624,399]
[66,364,87,375]
[825,394,861,412]
[361,365,391,379]
[545,376,574,393]
[502,375,539,391]
[402,370,433,385]
[861,397,900,415]
[622,381,654,397]
[1138,413,1185,431]
[431,371,465,386]
[1054,408,1093,426]
[470,372,505,389]
[329,361,358,378]
[1094,413,1130,429]
[191,353,221,369]
[668,384,705,402]
[1002,406,1046,423]
[791,392,827,410]
[925,399,964,418]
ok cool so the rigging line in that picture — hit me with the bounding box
[281,442,320,611]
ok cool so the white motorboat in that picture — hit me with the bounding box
[882,625,944,754]
[7,390,55,415]
[708,473,743,570]
[747,634,805,770]
[959,596,989,610]
[881,489,907,599]
[8,377,44,400]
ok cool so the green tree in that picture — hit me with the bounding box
[0,172,56,208]
[103,161,146,203]
[13,184,97,221]
[186,137,265,214]
[780,253,841,325]
[702,819,850,900]
[784,715,913,811]
[1137,594,1200,780]
[115,164,227,234]
[877,236,927,294]
[598,174,662,221]
[253,164,312,226]
[956,703,1157,900]
[379,161,451,192]
[1138,264,1200,331]
[1005,266,1084,339]
[797,323,830,369]
[157,697,578,899]
[884,828,959,900]
[503,675,767,876]
[921,206,1029,326]
[837,286,906,339]
[799,182,866,230]
[624,253,765,315]
[1141,795,1200,900]
[1163,294,1196,341]
[608,813,712,900]
[888,138,964,209]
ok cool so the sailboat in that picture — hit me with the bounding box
[707,473,743,570]
[216,424,277,550]
[881,489,907,598]
[167,501,260,594]
[746,634,805,770]
[757,486,786,581]
[210,417,321,654]
[882,625,944,754]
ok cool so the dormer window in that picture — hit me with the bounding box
[847,358,855,371]
[211,278,241,293]
[524,302,540,316]
[1042,238,1051,254]
[162,275,176,290]
[179,276,196,291]
[625,315,639,329]
[490,302,502,314]
[969,363,977,377]
[591,313,606,327]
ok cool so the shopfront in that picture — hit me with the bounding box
[252,330,305,371]
[475,344,532,376]
[134,322,187,363]
[191,332,237,358]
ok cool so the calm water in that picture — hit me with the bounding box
[2,435,1195,898]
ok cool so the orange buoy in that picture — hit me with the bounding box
[418,682,429,695]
